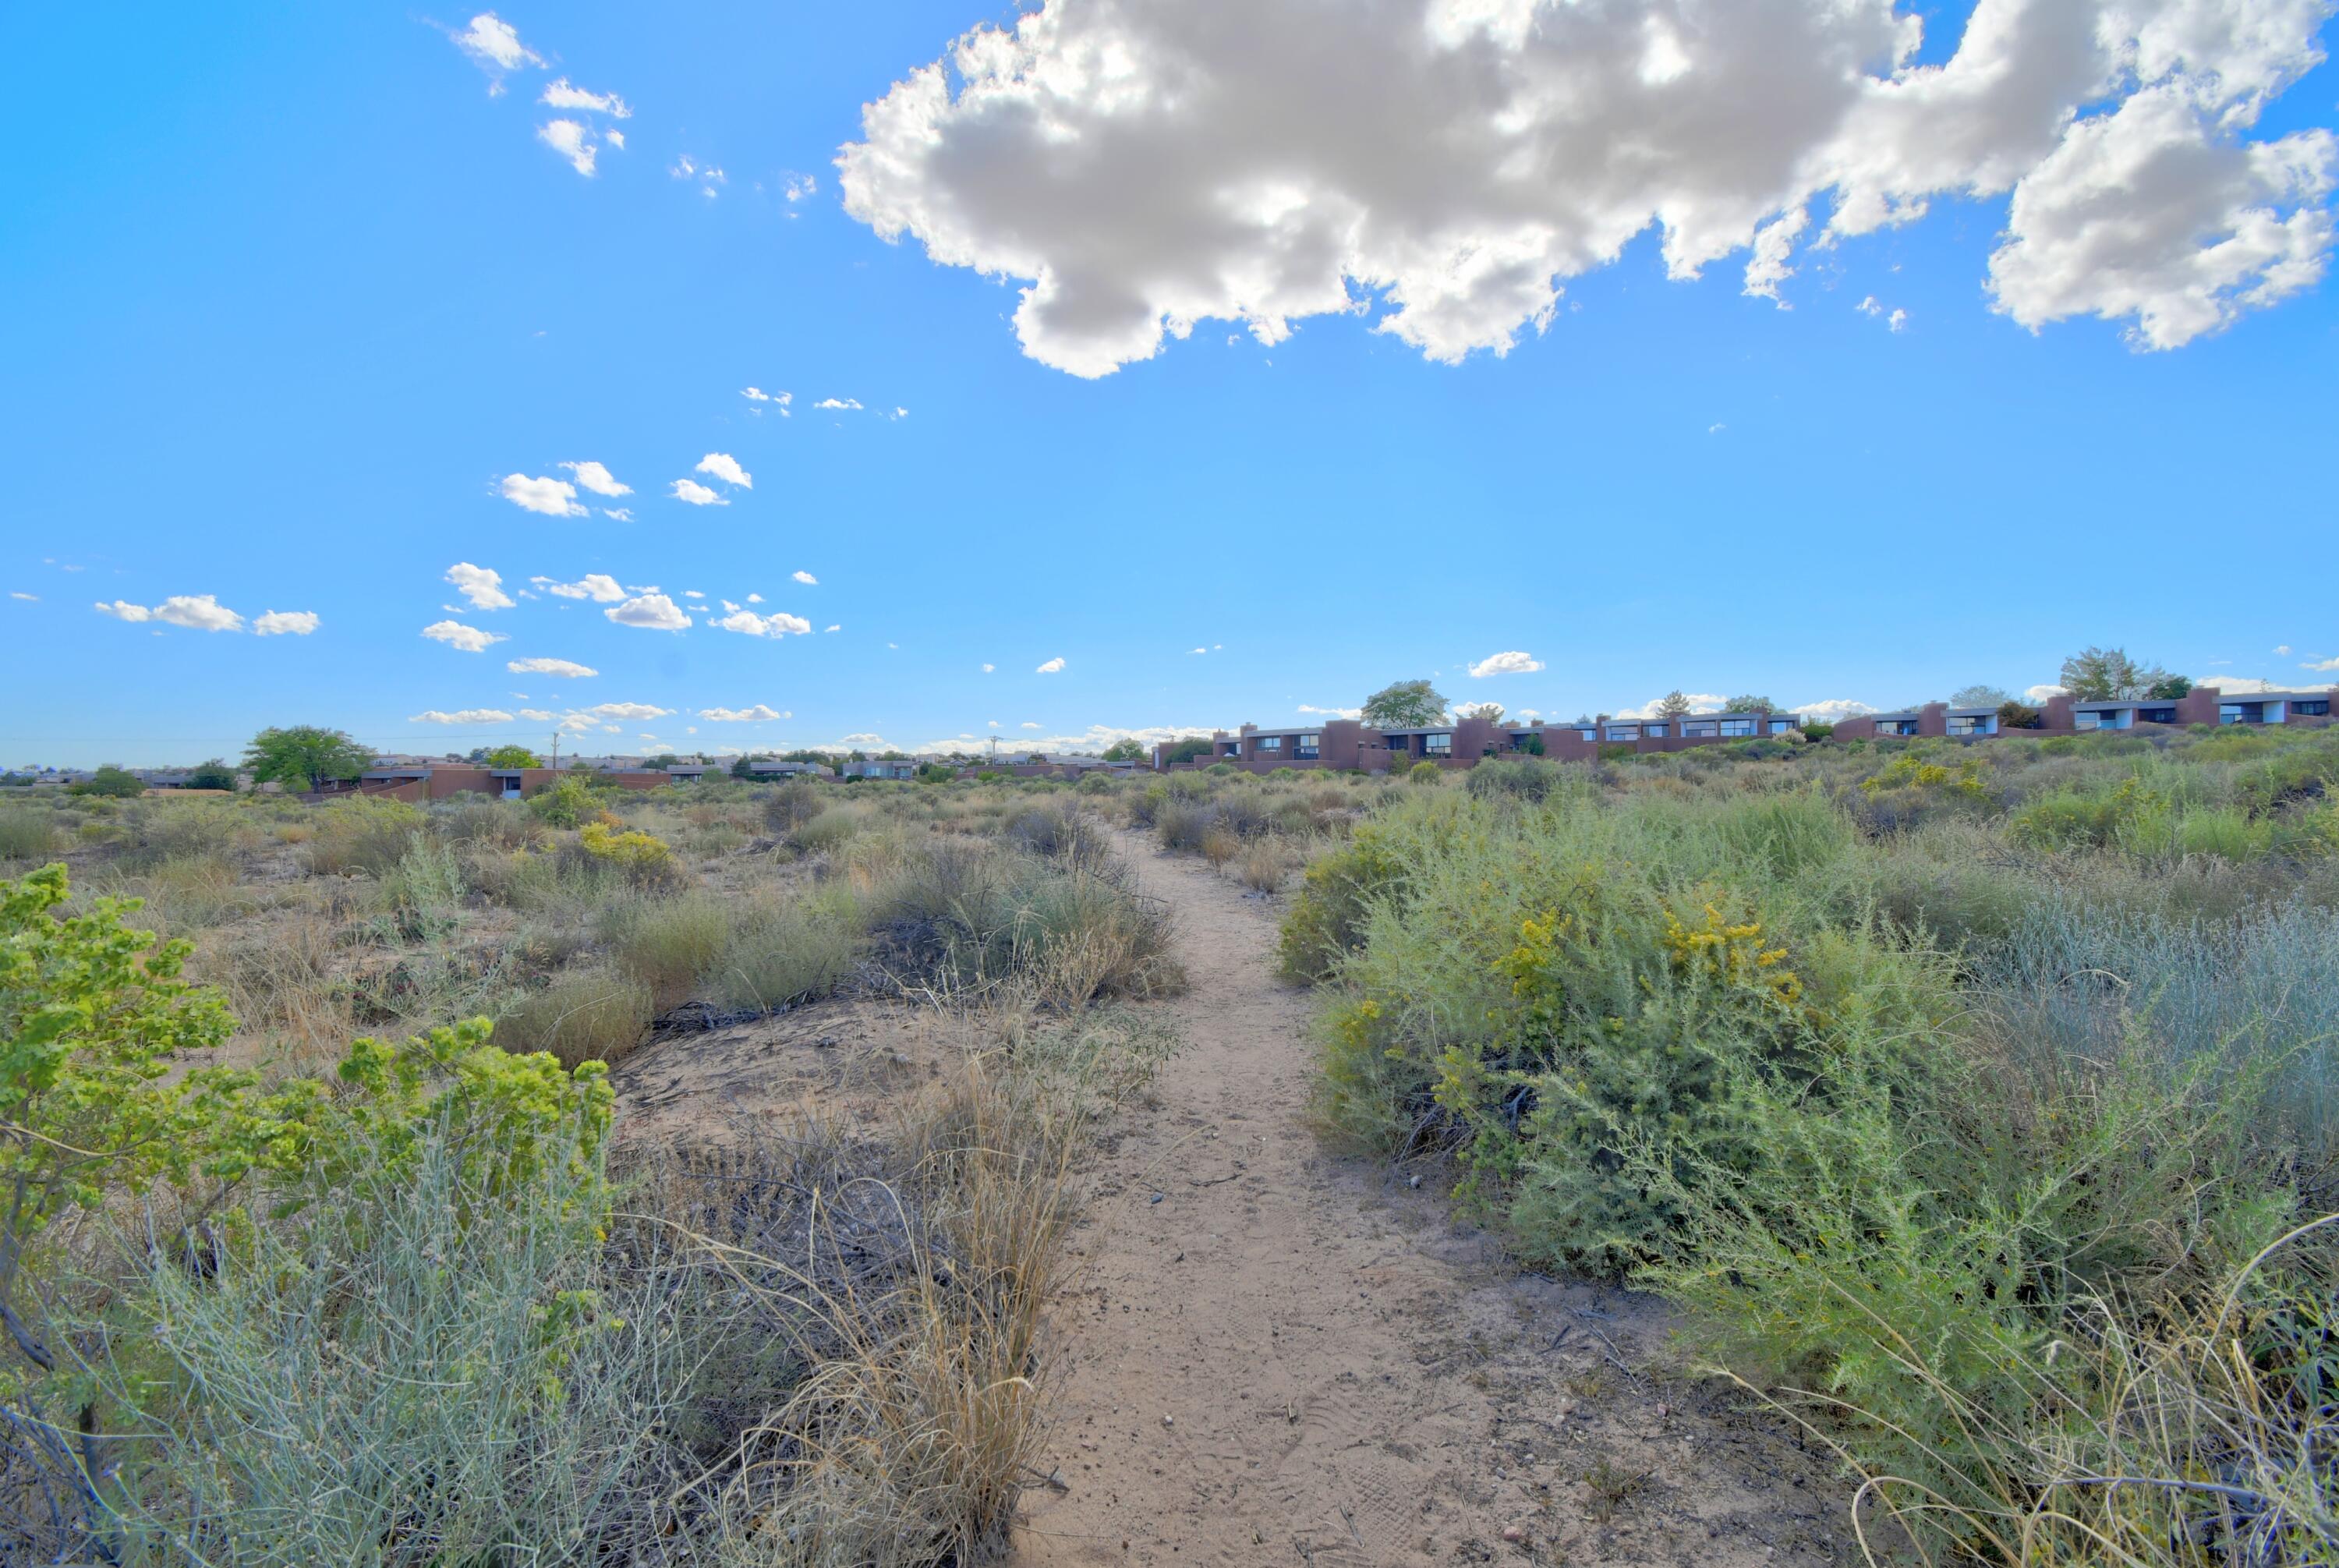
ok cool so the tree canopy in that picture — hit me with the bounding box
[242,726,373,793]
[1950,684,2014,709]
[1362,679,1450,729]
[1654,691,1693,719]
[69,766,145,798]
[2146,674,2194,700]
[2058,646,2170,703]
[1099,738,1148,762]
[483,745,543,769]
[1721,694,1779,715]
[184,759,239,791]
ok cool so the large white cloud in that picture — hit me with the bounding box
[540,79,632,118]
[537,119,599,176]
[839,0,2337,377]
[502,473,586,516]
[446,562,514,611]
[695,452,752,489]
[422,619,508,653]
[1467,650,1544,678]
[605,593,692,631]
[584,702,674,720]
[452,12,540,82]
[698,703,788,721]
[532,572,627,602]
[94,594,248,632]
[559,461,632,498]
[670,479,729,507]
[712,610,813,637]
[252,610,320,636]
[508,656,597,678]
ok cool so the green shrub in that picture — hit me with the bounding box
[707,892,862,1012]
[493,967,655,1069]
[1407,760,1442,783]
[1276,826,1408,982]
[527,774,606,829]
[762,778,824,834]
[0,811,56,861]
[307,796,425,877]
[600,892,735,1008]
[1464,756,1558,802]
[793,805,868,855]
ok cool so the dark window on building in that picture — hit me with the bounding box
[2295,699,2330,717]
[1422,733,1453,755]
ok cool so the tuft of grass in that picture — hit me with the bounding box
[493,967,655,1069]
[706,891,862,1014]
[0,810,57,862]
[600,891,737,1010]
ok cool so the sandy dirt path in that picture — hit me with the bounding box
[1014,832,1854,1567]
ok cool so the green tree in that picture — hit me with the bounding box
[731,754,759,778]
[1722,694,1779,715]
[1654,691,1693,720]
[1099,738,1148,763]
[69,766,145,798]
[183,758,239,791]
[242,725,372,793]
[1161,737,1213,766]
[2145,673,2194,700]
[1456,702,1507,724]
[482,745,542,768]
[2058,646,2167,703]
[1950,684,2014,709]
[1362,679,1450,730]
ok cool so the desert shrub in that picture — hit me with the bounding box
[493,967,655,1070]
[83,1106,684,1563]
[1199,825,1240,870]
[793,805,869,855]
[706,893,862,1013]
[431,797,543,850]
[1237,841,1292,893]
[306,796,424,878]
[763,779,824,834]
[1276,824,1409,982]
[1465,756,1558,802]
[1075,771,1116,796]
[1205,761,1236,777]
[1407,760,1442,783]
[527,774,607,830]
[600,891,734,1008]
[1005,802,1106,866]
[0,812,58,863]
[1153,800,1213,853]
[573,820,684,891]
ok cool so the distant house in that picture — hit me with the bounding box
[748,760,834,779]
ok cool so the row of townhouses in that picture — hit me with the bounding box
[1158,684,2339,773]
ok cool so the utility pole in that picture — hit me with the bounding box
[549,732,560,770]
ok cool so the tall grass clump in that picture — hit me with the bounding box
[494,966,656,1069]
[0,810,57,862]
[707,887,863,1014]
[600,890,736,1009]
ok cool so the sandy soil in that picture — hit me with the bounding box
[1013,833,1856,1567]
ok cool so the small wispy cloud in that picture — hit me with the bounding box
[422,619,508,653]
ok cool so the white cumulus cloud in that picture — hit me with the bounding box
[422,619,508,653]
[445,562,514,611]
[698,703,788,722]
[451,12,540,85]
[586,702,674,720]
[605,593,692,631]
[95,595,249,632]
[540,78,631,118]
[507,657,597,678]
[531,572,627,602]
[712,610,813,638]
[1468,650,1544,678]
[253,610,319,636]
[536,119,598,176]
[558,460,631,497]
[1035,657,1066,674]
[695,452,752,488]
[813,397,862,410]
[792,570,818,585]
[839,0,2339,376]
[502,473,585,516]
[1297,704,1362,717]
[670,479,728,506]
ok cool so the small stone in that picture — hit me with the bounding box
[1162,1414,1174,1428]
[1501,1524,1527,1544]
[1149,1192,1165,1204]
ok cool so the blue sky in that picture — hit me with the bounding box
[5,2,2337,767]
